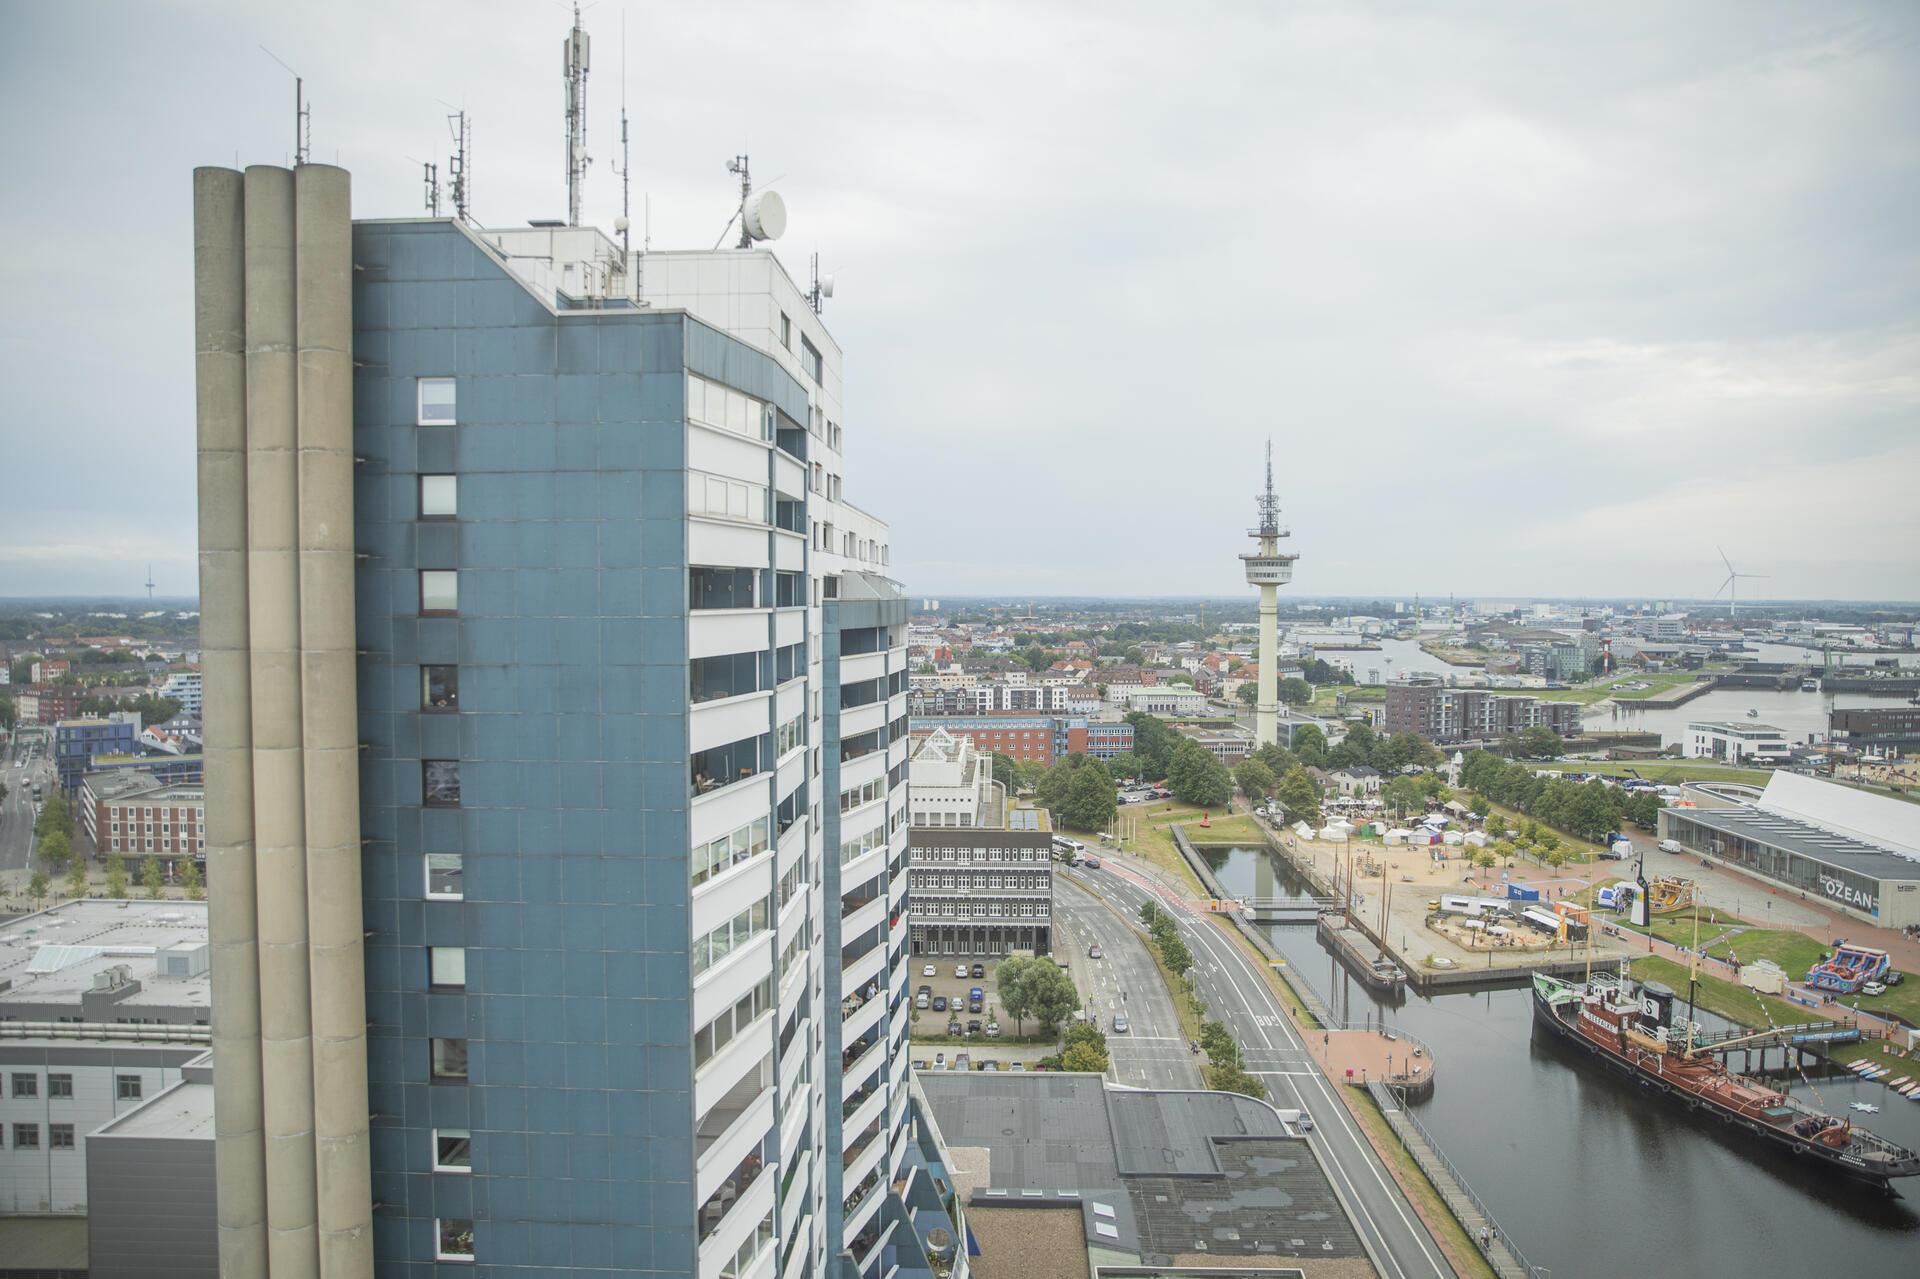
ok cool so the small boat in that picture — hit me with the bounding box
[1852,1102,1881,1114]
[1747,708,1760,718]
[1889,1076,1911,1089]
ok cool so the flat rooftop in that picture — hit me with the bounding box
[918,1072,1364,1268]
[1675,805,1920,883]
[0,900,210,1011]
[93,1077,215,1140]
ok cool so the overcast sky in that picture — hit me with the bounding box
[2,1,1915,603]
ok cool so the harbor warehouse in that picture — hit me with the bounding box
[1659,772,1920,928]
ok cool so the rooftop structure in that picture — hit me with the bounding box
[0,901,211,1025]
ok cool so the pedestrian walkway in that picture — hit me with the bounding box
[1368,1082,1529,1279]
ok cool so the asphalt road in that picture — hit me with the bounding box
[0,749,52,875]
[1051,877,1205,1091]
[1069,860,1458,1279]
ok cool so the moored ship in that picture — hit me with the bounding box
[1532,970,1920,1190]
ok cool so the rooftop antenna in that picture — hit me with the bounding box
[259,46,310,165]
[423,162,441,216]
[808,252,834,313]
[563,2,592,226]
[608,10,631,255]
[717,155,787,250]
[1256,440,1281,538]
[446,109,472,222]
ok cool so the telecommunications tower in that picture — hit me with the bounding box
[1241,441,1299,747]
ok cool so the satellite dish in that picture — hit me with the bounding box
[743,190,786,241]
[613,216,629,234]
[819,273,835,298]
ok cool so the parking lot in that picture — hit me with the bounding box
[912,955,1007,1032]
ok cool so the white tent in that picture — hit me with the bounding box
[1319,825,1350,842]
[1384,828,1413,845]
[1463,830,1489,848]
[1442,830,1464,846]
[1292,821,1315,840]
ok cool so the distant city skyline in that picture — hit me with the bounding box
[2,2,1917,600]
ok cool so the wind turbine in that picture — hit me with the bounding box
[1713,547,1767,617]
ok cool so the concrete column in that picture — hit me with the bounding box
[195,165,269,1279]
[244,163,320,1279]
[294,163,373,1279]
[1256,582,1279,747]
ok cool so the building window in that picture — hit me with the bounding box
[49,1124,75,1150]
[431,1038,469,1083]
[12,1124,38,1150]
[116,1075,142,1101]
[691,651,762,704]
[10,1073,35,1099]
[780,312,792,350]
[419,474,458,519]
[423,760,462,807]
[420,570,459,615]
[47,1074,72,1099]
[800,335,823,384]
[429,947,467,990]
[417,377,456,425]
[422,665,459,711]
[434,1128,472,1172]
[426,852,465,900]
[436,1218,476,1261]
[690,566,757,610]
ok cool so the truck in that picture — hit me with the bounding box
[1273,1108,1315,1132]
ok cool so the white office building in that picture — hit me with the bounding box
[1687,720,1793,765]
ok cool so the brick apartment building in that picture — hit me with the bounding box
[80,771,207,861]
[909,714,1134,767]
[1384,675,1581,744]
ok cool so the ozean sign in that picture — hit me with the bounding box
[1819,874,1876,914]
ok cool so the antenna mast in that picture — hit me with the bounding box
[259,47,310,165]
[563,3,592,226]
[609,12,631,255]
[1257,440,1281,538]
[728,155,752,248]
[145,563,155,605]
[447,111,471,223]
[424,162,441,216]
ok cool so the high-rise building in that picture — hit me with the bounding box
[1239,442,1298,746]
[193,161,944,1279]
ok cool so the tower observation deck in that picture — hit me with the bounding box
[1240,441,1299,746]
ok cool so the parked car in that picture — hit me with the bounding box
[1864,982,1888,996]
[967,1019,983,1035]
[1887,970,1904,986]
[947,1019,963,1036]
[934,1052,945,1067]
[969,986,985,1002]
[931,996,947,1013]
[971,963,986,979]
[985,1021,1001,1038]
[917,984,932,997]
[969,998,983,1014]
[954,964,969,979]
[1009,1061,1025,1071]
[923,964,937,977]
[915,993,930,1010]
[1657,839,1683,854]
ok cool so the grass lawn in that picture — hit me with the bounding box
[1703,927,1828,976]
[1141,929,1205,1043]
[1476,797,1606,863]
[1103,802,1219,893]
[908,1029,1056,1047]
[1623,955,1808,1030]
[1529,668,1716,706]
[1584,897,1744,952]
[1533,759,1772,786]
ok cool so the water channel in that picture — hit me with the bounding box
[1202,844,1920,1279]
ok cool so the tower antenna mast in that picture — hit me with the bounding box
[259,47,310,165]
[424,162,440,216]
[145,563,156,605]
[563,3,592,226]
[609,11,631,255]
[446,110,472,223]
[1241,438,1299,748]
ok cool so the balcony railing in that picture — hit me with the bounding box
[699,1146,770,1245]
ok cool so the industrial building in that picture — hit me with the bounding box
[1829,707,1920,756]
[906,729,1054,957]
[1658,772,1920,928]
[185,45,947,1271]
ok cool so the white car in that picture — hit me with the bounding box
[1863,982,1887,996]
[954,964,969,980]
[922,964,937,978]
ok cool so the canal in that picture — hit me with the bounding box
[1203,844,1920,1279]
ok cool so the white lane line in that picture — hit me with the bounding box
[1175,902,1453,1279]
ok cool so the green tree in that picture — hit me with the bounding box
[1061,1040,1110,1073]
[1016,960,1081,1032]
[1123,712,1176,778]
[1233,759,1275,802]
[0,694,15,732]
[1473,849,1496,870]
[1380,775,1427,819]
[1539,833,1560,855]
[1139,900,1161,929]
[181,858,204,901]
[1252,742,1297,776]
[37,826,71,875]
[1469,793,1491,818]
[1485,811,1508,838]
[1519,726,1564,759]
[1291,724,1328,767]
[1199,1019,1239,1065]
[1493,839,1516,866]
[1277,677,1313,707]
[1166,739,1231,808]
[1156,930,1193,977]
[106,853,128,898]
[1274,766,1322,827]
[1104,752,1145,784]
[1203,1060,1267,1098]
[1237,682,1259,707]
[27,870,49,908]
[141,855,165,899]
[995,956,1038,1034]
[65,856,88,900]
[1059,761,1117,832]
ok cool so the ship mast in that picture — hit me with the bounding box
[1685,899,1702,1055]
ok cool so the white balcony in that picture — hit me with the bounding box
[838,650,888,686]
[696,1086,776,1204]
